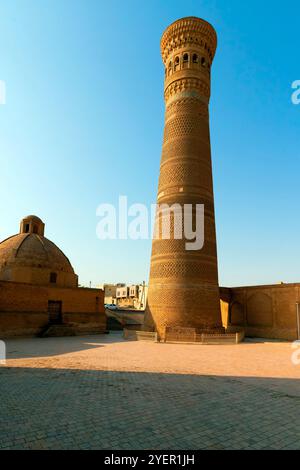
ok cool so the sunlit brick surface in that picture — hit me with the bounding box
[144,17,222,338]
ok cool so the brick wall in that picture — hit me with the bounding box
[220,283,300,341]
[1,265,78,288]
[0,281,106,337]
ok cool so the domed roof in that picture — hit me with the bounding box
[0,215,78,287]
[0,233,75,274]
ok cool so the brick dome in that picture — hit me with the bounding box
[0,216,78,288]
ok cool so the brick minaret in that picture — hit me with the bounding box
[144,17,222,339]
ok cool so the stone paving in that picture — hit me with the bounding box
[0,333,300,450]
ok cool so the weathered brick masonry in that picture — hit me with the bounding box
[0,215,106,338]
[220,284,299,341]
[0,280,106,337]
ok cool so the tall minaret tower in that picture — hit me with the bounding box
[144,17,222,339]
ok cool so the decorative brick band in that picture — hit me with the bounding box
[161,16,217,64]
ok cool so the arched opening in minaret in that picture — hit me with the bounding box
[192,54,198,64]
[183,53,189,69]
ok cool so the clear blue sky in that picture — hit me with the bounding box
[0,0,299,287]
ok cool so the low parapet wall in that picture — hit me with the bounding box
[123,329,158,342]
[164,327,244,345]
[124,327,244,345]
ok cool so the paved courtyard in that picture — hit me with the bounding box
[0,333,300,450]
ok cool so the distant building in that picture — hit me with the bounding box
[116,285,128,300]
[129,285,137,298]
[104,282,148,310]
[103,284,117,304]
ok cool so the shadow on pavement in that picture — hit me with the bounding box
[0,366,299,449]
